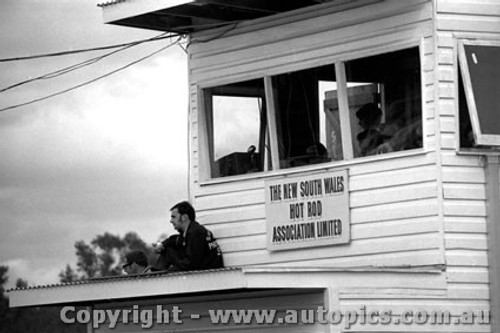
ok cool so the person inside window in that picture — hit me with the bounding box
[378,105,422,154]
[355,103,385,156]
[246,145,260,173]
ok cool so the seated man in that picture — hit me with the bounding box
[154,201,223,272]
[355,103,385,157]
[122,250,152,274]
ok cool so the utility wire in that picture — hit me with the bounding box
[187,22,239,47]
[0,32,179,63]
[1,43,133,93]
[0,37,181,112]
[0,32,176,93]
[0,19,242,63]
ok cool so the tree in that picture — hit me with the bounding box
[58,265,78,284]
[0,232,156,332]
[15,278,28,289]
[91,232,125,277]
[0,266,7,290]
[74,240,99,279]
[60,231,155,281]
[0,266,9,329]
[0,266,85,333]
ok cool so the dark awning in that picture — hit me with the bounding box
[98,0,335,33]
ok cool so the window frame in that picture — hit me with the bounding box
[202,79,269,179]
[198,43,424,182]
[458,39,500,146]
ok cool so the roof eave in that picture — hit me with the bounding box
[8,266,447,308]
[8,268,245,308]
[100,0,197,32]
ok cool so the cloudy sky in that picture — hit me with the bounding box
[0,0,188,288]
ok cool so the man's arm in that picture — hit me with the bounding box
[170,229,207,271]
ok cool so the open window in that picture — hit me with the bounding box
[270,64,339,169]
[204,79,268,178]
[458,40,500,147]
[344,47,422,157]
[201,46,423,179]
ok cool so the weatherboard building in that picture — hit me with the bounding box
[9,0,500,332]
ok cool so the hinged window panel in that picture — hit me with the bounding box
[458,40,500,146]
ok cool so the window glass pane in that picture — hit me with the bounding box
[272,64,340,169]
[458,70,475,148]
[464,44,500,136]
[213,96,260,160]
[345,47,422,157]
[206,79,267,178]
[321,81,343,161]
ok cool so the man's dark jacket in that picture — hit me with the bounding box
[160,221,223,271]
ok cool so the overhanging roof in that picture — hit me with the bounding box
[98,0,337,33]
[8,266,446,308]
[8,268,245,308]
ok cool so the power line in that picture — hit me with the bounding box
[0,37,181,112]
[0,32,177,93]
[187,22,239,47]
[1,43,133,93]
[0,19,244,64]
[0,32,179,63]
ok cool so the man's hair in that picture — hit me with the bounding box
[171,201,196,221]
[124,250,148,267]
[356,103,382,126]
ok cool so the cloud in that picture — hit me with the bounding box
[0,0,191,286]
[1,258,61,290]
[0,55,190,275]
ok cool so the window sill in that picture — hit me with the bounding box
[457,147,500,157]
[198,148,430,186]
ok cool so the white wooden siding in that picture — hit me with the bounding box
[190,2,432,86]
[187,0,440,270]
[435,1,498,331]
[195,158,442,268]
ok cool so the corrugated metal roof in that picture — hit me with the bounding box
[97,0,127,8]
[7,267,240,292]
[8,266,447,308]
[8,267,246,308]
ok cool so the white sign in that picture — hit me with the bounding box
[265,170,350,251]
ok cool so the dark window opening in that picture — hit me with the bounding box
[459,71,475,148]
[459,42,500,147]
[345,47,422,157]
[272,64,339,169]
[464,45,500,135]
[201,47,423,179]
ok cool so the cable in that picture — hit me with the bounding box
[0,18,245,64]
[0,32,179,63]
[0,38,181,112]
[0,20,242,63]
[187,22,239,47]
[1,43,135,93]
[174,20,242,33]
[0,32,179,93]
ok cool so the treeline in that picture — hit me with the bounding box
[0,231,159,332]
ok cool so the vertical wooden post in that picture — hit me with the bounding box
[323,287,340,333]
[485,155,500,331]
[335,62,354,160]
[197,88,215,180]
[264,76,281,171]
